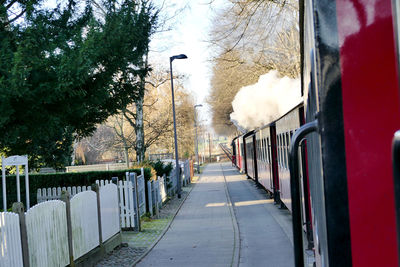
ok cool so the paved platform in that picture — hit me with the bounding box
[136,163,295,267]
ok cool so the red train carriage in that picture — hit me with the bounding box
[232,135,245,172]
[289,0,400,266]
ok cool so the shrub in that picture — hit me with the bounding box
[150,160,173,177]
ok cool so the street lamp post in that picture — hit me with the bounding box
[194,104,203,173]
[170,54,188,198]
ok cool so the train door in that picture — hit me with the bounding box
[252,134,258,182]
[270,125,280,204]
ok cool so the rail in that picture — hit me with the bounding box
[219,143,233,161]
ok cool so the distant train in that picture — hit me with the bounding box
[232,0,400,266]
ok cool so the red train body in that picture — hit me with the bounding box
[231,0,400,266]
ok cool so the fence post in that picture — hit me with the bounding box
[12,202,30,267]
[92,184,103,248]
[60,191,75,267]
[111,177,122,232]
[147,180,153,217]
[129,173,141,231]
[155,180,160,219]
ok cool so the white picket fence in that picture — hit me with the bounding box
[25,200,70,267]
[1,163,193,267]
[118,180,135,229]
[37,186,92,203]
[70,191,99,259]
[3,183,121,267]
[99,184,120,241]
[36,164,192,231]
[159,175,167,203]
[0,212,23,267]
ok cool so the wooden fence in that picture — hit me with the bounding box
[25,201,70,267]
[70,191,99,259]
[0,212,23,267]
[99,184,120,241]
[2,185,121,267]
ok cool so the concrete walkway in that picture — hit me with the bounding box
[222,164,294,267]
[136,163,294,267]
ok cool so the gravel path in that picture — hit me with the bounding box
[95,185,193,267]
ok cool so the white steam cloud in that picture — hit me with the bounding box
[230,70,302,130]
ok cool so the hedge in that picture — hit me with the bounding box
[0,168,152,211]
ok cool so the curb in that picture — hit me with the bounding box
[220,163,241,267]
[131,180,197,266]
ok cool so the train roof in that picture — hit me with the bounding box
[232,100,303,139]
[255,101,303,132]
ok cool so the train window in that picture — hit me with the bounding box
[256,139,259,160]
[280,134,283,168]
[267,137,270,164]
[286,132,290,169]
[279,134,283,168]
[277,135,280,167]
[281,134,284,168]
[282,134,285,168]
[284,133,288,169]
[269,138,272,164]
[263,138,267,163]
[263,138,266,163]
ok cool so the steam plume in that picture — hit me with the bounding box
[230,70,301,130]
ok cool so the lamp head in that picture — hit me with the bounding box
[170,54,188,61]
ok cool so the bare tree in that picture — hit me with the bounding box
[207,0,299,134]
[207,49,266,135]
[74,125,117,165]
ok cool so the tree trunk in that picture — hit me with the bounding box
[124,142,130,168]
[135,97,145,162]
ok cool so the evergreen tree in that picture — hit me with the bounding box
[0,0,157,168]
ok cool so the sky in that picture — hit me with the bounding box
[149,0,226,125]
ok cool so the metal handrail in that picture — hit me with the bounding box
[289,120,318,267]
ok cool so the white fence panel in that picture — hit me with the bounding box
[153,180,162,208]
[118,180,135,229]
[0,212,23,267]
[168,168,177,196]
[70,191,99,259]
[137,175,146,215]
[159,175,167,203]
[25,201,69,267]
[147,181,153,216]
[99,184,120,242]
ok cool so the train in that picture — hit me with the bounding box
[231,0,400,266]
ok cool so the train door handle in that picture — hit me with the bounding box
[392,130,400,260]
[289,120,318,267]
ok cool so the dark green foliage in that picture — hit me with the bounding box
[150,160,173,177]
[0,0,158,169]
[0,167,152,210]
